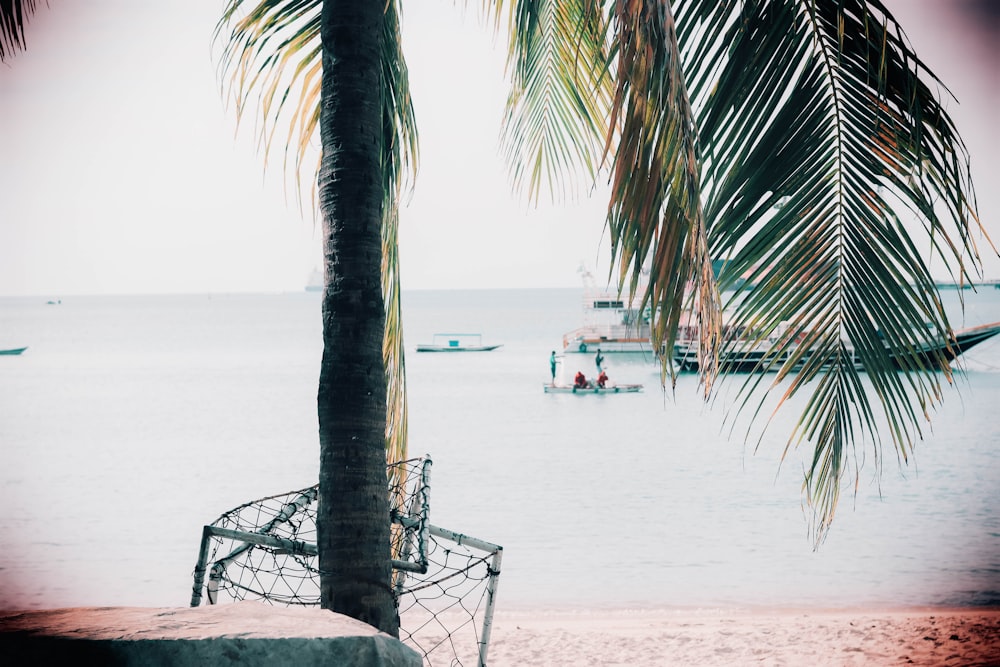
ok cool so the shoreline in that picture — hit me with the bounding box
[490,602,1000,615]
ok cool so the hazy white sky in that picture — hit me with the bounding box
[1,0,997,296]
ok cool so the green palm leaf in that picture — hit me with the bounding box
[675,0,989,541]
[499,0,611,202]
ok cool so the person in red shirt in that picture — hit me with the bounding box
[574,371,588,388]
[596,371,608,388]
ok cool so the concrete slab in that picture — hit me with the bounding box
[0,601,421,666]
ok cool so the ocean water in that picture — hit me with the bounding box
[1,288,999,612]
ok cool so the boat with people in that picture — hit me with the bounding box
[672,320,1000,373]
[545,368,642,393]
[0,346,28,356]
[544,382,643,394]
[416,333,502,352]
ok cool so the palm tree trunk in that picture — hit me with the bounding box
[316,0,397,636]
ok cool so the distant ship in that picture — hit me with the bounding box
[305,268,322,292]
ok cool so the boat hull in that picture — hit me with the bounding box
[896,322,1000,368]
[673,321,1000,373]
[0,347,27,356]
[543,383,643,394]
[416,345,502,352]
[674,345,786,373]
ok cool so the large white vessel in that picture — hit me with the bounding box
[560,265,653,355]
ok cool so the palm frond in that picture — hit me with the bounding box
[496,0,611,202]
[215,0,419,465]
[381,1,419,466]
[675,0,988,543]
[603,0,722,391]
[0,0,40,62]
[214,0,322,209]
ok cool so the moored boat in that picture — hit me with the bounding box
[672,320,1000,373]
[416,333,502,352]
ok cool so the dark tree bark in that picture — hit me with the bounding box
[316,0,397,636]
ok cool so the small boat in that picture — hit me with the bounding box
[416,333,502,353]
[673,320,1000,373]
[0,347,28,356]
[543,383,643,394]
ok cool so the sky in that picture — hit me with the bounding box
[0,0,997,296]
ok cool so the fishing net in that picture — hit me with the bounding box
[190,456,502,667]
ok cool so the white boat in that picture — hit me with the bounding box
[416,333,502,353]
[543,382,643,394]
[561,266,653,355]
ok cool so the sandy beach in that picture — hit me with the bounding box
[483,607,1000,666]
[2,603,998,665]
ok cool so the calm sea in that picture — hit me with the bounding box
[1,287,999,612]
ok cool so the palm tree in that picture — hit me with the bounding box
[308,0,399,634]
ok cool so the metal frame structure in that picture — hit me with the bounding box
[189,456,503,667]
